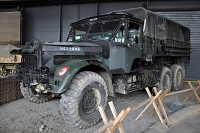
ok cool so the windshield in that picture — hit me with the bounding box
[68,20,121,42]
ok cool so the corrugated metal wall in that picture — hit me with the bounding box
[158,11,200,79]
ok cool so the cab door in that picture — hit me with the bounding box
[109,21,126,74]
[125,21,142,73]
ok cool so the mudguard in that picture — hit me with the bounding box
[49,60,89,93]
[49,60,112,93]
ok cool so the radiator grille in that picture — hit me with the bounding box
[21,55,37,71]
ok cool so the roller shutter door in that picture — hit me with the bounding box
[158,11,200,79]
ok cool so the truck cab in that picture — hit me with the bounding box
[67,13,143,74]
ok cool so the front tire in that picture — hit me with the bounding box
[60,71,108,129]
[20,82,52,103]
[159,67,172,91]
[170,64,183,91]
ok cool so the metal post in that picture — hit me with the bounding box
[58,4,62,42]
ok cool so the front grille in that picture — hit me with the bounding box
[53,55,90,65]
[21,55,37,71]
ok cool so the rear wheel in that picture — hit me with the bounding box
[20,82,52,103]
[60,71,108,129]
[159,67,172,91]
[170,64,183,91]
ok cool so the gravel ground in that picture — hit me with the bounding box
[0,82,199,133]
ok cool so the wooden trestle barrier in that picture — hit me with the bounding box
[150,80,200,116]
[95,80,200,133]
[95,87,170,133]
[182,80,200,103]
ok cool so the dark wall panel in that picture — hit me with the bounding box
[24,6,59,42]
[149,0,198,6]
[62,4,78,42]
[62,3,96,41]
[79,3,96,20]
[99,1,145,14]
[0,8,18,12]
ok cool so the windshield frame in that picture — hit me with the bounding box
[67,18,124,42]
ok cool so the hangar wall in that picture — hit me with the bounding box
[0,1,199,79]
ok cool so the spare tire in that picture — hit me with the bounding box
[159,67,172,91]
[170,64,183,91]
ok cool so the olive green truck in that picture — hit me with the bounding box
[15,7,190,128]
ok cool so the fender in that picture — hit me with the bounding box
[49,60,112,93]
[49,60,89,93]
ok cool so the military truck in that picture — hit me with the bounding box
[15,7,190,128]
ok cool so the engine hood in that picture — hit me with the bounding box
[22,40,110,59]
[21,40,105,69]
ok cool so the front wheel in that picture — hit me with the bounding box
[60,71,108,129]
[20,82,52,103]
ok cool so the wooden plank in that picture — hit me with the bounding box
[145,87,164,124]
[150,89,168,116]
[183,80,199,83]
[94,120,113,133]
[135,89,162,121]
[188,81,195,89]
[98,106,113,133]
[111,110,125,131]
[0,12,20,44]
[182,90,195,103]
[194,90,200,103]
[182,83,200,103]
[108,101,125,133]
[153,87,170,126]
[130,97,152,113]
[168,80,200,97]
[166,88,194,96]
[111,107,131,131]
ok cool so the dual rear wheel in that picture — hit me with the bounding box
[159,64,184,91]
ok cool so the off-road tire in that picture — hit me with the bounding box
[170,64,183,91]
[20,82,52,103]
[60,71,108,129]
[159,67,172,91]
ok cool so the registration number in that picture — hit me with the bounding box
[60,47,81,51]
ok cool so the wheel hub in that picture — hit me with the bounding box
[82,89,97,114]
[163,75,170,89]
[176,71,182,85]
